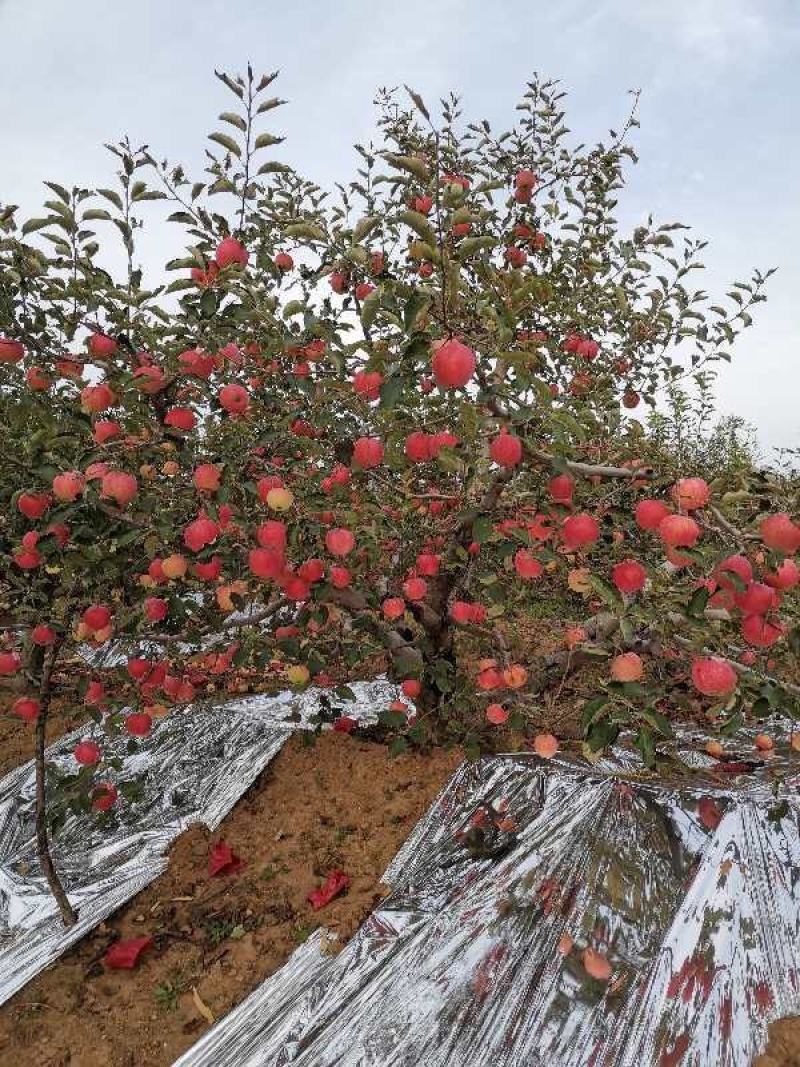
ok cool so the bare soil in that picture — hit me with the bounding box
[757,1019,800,1067]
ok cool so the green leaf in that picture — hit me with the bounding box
[472,515,494,544]
[214,69,245,99]
[199,289,217,318]
[254,132,284,149]
[581,696,608,732]
[97,188,123,210]
[257,161,292,175]
[587,718,620,752]
[396,209,436,246]
[635,726,656,768]
[44,181,70,204]
[687,586,710,618]
[352,215,380,244]
[383,153,429,181]
[719,710,744,737]
[21,217,55,235]
[208,131,242,157]
[403,290,430,333]
[284,221,326,241]
[360,288,381,330]
[219,110,247,131]
[458,235,498,257]
[640,707,674,737]
[388,737,409,758]
[82,208,112,222]
[404,84,430,121]
[379,377,403,410]
[257,96,285,114]
[588,574,622,607]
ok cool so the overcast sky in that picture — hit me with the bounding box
[1,0,798,457]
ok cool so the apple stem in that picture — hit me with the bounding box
[33,640,78,928]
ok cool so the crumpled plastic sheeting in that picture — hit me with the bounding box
[0,678,395,1006]
[175,728,800,1067]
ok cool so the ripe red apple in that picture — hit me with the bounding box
[413,195,433,214]
[93,419,122,444]
[760,513,800,554]
[714,554,753,591]
[486,703,509,724]
[611,652,643,681]
[416,552,440,576]
[489,429,523,468]
[0,651,21,675]
[402,577,427,602]
[215,237,249,269]
[0,337,24,362]
[83,604,112,631]
[87,333,117,359]
[672,477,710,511]
[431,339,476,388]
[514,549,543,579]
[404,431,431,462]
[329,270,347,294]
[31,624,57,645]
[101,470,138,508]
[325,528,355,557]
[26,366,51,390]
[274,251,294,271]
[548,474,574,505]
[355,282,375,301]
[179,348,216,378]
[164,407,196,431]
[504,246,527,268]
[561,513,600,549]
[353,370,384,400]
[92,782,118,812]
[352,436,384,468]
[144,597,168,622]
[741,614,784,648]
[125,712,153,737]
[219,383,250,415]
[658,514,700,547]
[691,657,737,697]
[17,492,51,520]
[612,559,646,593]
[13,697,41,722]
[764,558,799,591]
[74,740,102,766]
[193,464,221,492]
[382,597,406,620]
[184,516,219,552]
[249,547,284,579]
[635,499,670,530]
[52,470,85,502]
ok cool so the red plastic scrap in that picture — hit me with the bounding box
[104,935,154,969]
[208,840,244,877]
[308,869,351,910]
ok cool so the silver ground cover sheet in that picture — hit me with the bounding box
[0,679,395,1006]
[175,728,800,1066]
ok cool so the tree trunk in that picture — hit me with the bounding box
[33,643,78,927]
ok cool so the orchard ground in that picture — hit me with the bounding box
[1,607,800,1066]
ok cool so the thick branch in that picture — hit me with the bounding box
[34,641,78,927]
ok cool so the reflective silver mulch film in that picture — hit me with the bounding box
[175,725,800,1066]
[0,679,395,1006]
